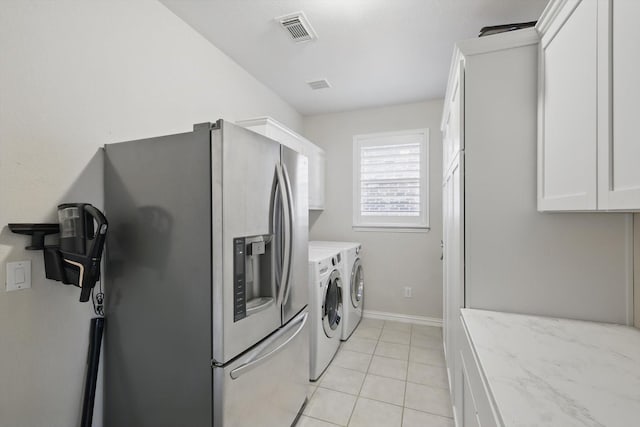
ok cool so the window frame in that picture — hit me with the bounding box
[352,128,430,232]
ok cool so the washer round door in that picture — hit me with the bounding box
[322,270,343,338]
[351,258,364,309]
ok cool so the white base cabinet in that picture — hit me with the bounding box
[459,316,498,427]
[538,0,640,211]
[441,27,633,426]
[236,117,325,210]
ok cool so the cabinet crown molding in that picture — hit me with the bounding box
[536,0,578,35]
[235,116,312,145]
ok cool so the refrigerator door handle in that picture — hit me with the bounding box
[275,163,293,307]
[229,311,308,380]
[280,162,295,306]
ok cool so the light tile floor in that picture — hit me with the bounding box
[299,319,454,427]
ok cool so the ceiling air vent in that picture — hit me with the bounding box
[307,79,331,90]
[276,11,318,43]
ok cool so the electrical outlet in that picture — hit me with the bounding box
[403,286,412,298]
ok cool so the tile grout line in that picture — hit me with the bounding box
[315,385,408,410]
[400,323,413,426]
[356,321,410,425]
[414,325,454,421]
[307,321,446,426]
[313,382,453,420]
[322,360,450,391]
[304,413,341,426]
[344,325,381,427]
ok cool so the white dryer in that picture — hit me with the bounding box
[308,247,344,381]
[310,241,364,341]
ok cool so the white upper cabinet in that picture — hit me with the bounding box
[538,0,640,211]
[306,143,325,210]
[538,0,598,210]
[236,117,325,210]
[600,0,640,209]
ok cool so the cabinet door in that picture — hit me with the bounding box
[442,167,451,363]
[442,153,464,420]
[236,119,325,210]
[308,146,325,210]
[443,60,464,176]
[461,360,481,427]
[459,316,499,427]
[538,0,598,211]
[598,0,640,209]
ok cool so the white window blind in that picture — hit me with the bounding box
[353,129,429,230]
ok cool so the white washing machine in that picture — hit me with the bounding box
[310,241,364,341]
[308,247,344,381]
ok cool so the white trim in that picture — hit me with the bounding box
[236,116,306,144]
[538,1,582,49]
[352,226,430,233]
[236,116,324,157]
[536,0,577,35]
[363,309,442,328]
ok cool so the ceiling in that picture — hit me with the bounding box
[160,0,549,116]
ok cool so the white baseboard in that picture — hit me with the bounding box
[363,309,443,328]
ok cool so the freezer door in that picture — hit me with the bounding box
[213,308,309,427]
[280,146,309,324]
[213,121,283,363]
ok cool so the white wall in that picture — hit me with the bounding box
[0,1,301,426]
[303,100,444,321]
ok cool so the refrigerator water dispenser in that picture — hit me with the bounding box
[233,234,274,321]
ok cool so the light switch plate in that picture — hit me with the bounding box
[6,260,31,291]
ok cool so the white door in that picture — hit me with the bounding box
[598,0,640,210]
[443,60,464,176]
[442,160,452,365]
[538,0,598,211]
[461,362,481,427]
[442,153,464,422]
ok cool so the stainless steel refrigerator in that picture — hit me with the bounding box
[103,120,309,427]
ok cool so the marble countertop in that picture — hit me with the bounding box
[461,309,640,427]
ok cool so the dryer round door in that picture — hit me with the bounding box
[351,258,364,309]
[322,270,343,338]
